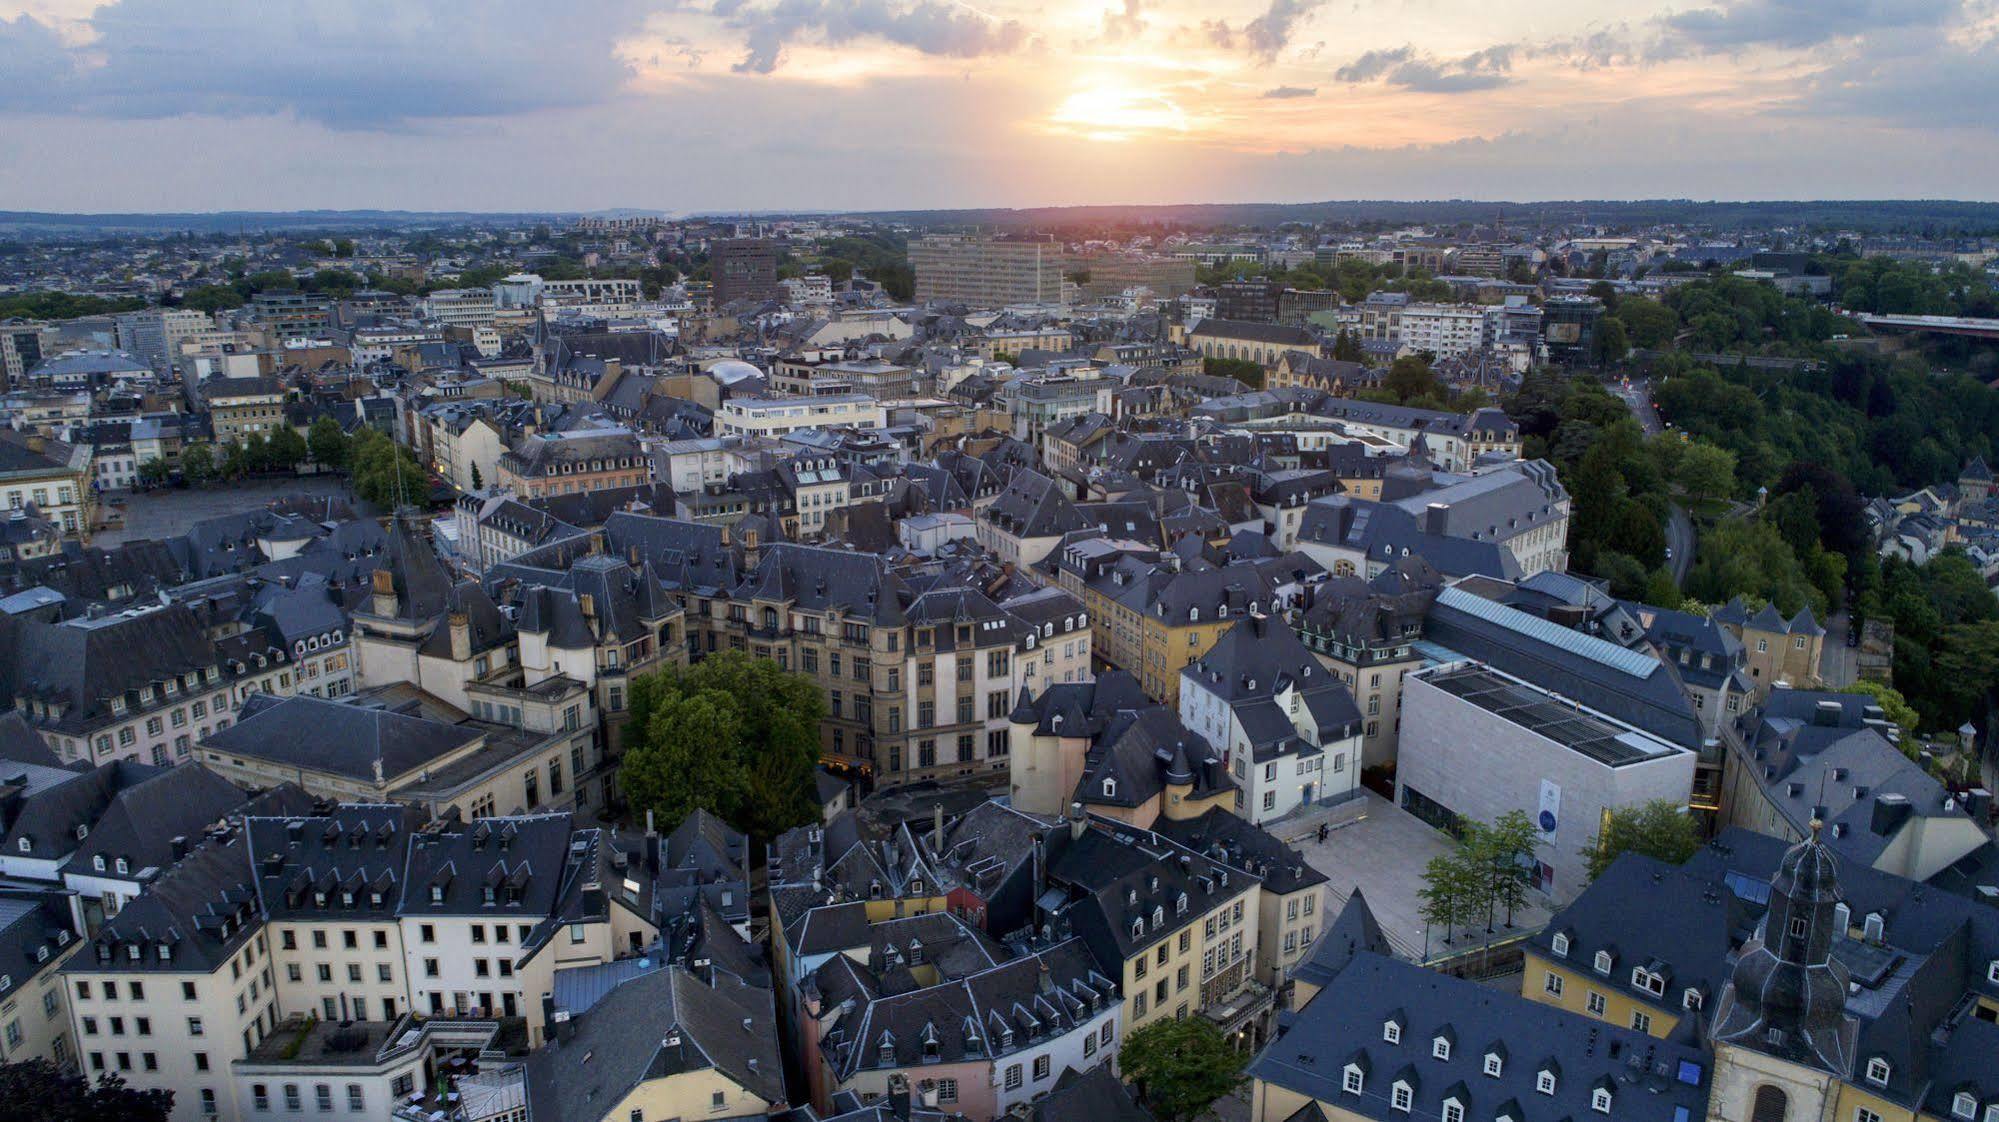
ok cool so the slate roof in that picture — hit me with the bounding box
[1250,952,1711,1122]
[202,693,481,784]
[1151,807,1327,896]
[0,602,221,733]
[399,811,572,919]
[69,827,263,974]
[0,711,59,768]
[1291,888,1392,991]
[1182,616,1362,759]
[1031,1059,1156,1122]
[1188,319,1318,347]
[983,470,1090,541]
[62,765,297,881]
[1,759,161,861]
[244,803,429,922]
[1049,821,1258,968]
[1422,586,1704,751]
[0,888,80,995]
[527,966,785,1120]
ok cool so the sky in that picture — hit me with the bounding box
[1,0,1996,213]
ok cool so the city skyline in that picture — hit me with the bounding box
[1,0,1997,213]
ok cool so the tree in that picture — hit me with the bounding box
[349,430,429,509]
[469,462,483,490]
[220,440,251,480]
[620,691,749,826]
[1384,355,1440,404]
[1118,1018,1245,1122]
[0,1060,174,1122]
[1614,298,1681,349]
[1331,328,1363,362]
[1201,355,1264,390]
[265,425,308,471]
[1840,679,1921,740]
[137,458,169,487]
[620,652,824,839]
[307,417,350,469]
[1592,315,1631,365]
[180,442,216,485]
[1585,800,1702,881]
[1416,849,1481,946]
[1676,441,1737,506]
[1467,811,1539,930]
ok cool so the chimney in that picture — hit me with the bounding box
[1813,699,1844,727]
[169,836,188,862]
[369,568,396,616]
[448,611,471,661]
[24,435,44,454]
[1424,502,1449,535]
[579,593,596,620]
[1070,802,1086,841]
[932,803,944,851]
[1870,792,1911,836]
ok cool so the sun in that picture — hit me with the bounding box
[1048,83,1190,141]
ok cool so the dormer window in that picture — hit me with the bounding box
[1683,988,1703,1011]
[1631,967,1665,996]
[1592,950,1611,975]
[1441,1100,1464,1122]
[1590,1088,1612,1114]
[16,839,27,853]
[1536,1071,1556,1095]
[93,855,106,872]
[1865,1057,1890,1086]
[1550,933,1568,957]
[1950,1093,1976,1120]
[114,858,128,875]
[1342,1065,1363,1095]
[430,885,444,904]
[1431,1036,1450,1060]
[75,824,89,841]
[1483,1054,1503,1077]
[1102,778,1116,798]
[1389,1082,1412,1113]
[1382,1020,1401,1044]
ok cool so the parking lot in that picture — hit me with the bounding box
[1280,790,1553,964]
[93,475,361,545]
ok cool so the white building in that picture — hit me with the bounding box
[713,394,886,439]
[1398,303,1487,359]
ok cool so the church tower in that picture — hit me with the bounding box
[1706,823,1859,1122]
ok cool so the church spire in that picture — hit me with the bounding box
[1710,824,1856,1074]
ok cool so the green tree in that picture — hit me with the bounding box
[1839,679,1921,741]
[620,652,823,839]
[1467,811,1540,930]
[180,442,216,484]
[1592,314,1631,365]
[1676,441,1738,506]
[1384,354,1440,404]
[265,425,308,470]
[620,691,749,825]
[220,440,251,479]
[1201,355,1264,390]
[1614,298,1681,349]
[1331,328,1363,362]
[349,429,428,509]
[308,417,350,469]
[137,458,170,487]
[1585,800,1702,881]
[0,1059,174,1122]
[1416,849,1481,946]
[1118,1018,1245,1122]
[179,284,245,312]
[469,462,483,490]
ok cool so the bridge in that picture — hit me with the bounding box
[1852,313,1999,340]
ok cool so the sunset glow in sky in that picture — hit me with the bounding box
[1,0,1996,211]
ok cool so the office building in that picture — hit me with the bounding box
[711,238,780,306]
[910,236,1064,307]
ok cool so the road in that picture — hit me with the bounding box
[1818,612,1860,688]
[1610,378,1695,585]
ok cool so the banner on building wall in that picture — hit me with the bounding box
[1537,779,1561,844]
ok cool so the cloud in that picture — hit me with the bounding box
[1332,45,1414,82]
[1796,37,1999,129]
[1334,43,1514,92]
[722,0,1031,74]
[1101,0,1146,41]
[1659,0,1963,52]
[0,0,651,127]
[1203,0,1325,60]
[1261,85,1317,98]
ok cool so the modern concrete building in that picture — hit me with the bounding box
[711,237,780,306]
[1396,660,1697,904]
[911,235,1064,307]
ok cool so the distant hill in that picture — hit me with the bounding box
[840,198,1999,235]
[0,209,590,235]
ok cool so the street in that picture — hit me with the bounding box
[1610,377,1696,585]
[1818,612,1860,688]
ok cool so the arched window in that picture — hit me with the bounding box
[1750,1084,1789,1122]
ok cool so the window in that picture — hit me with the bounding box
[1343,1066,1363,1095]
[1443,1102,1464,1122]
[1382,1020,1401,1044]
[347,1085,364,1112]
[316,1085,333,1112]
[936,1079,958,1104]
[1034,1055,1051,1080]
[254,1086,270,1111]
[1865,1057,1891,1086]
[1587,992,1607,1016]
[1004,1065,1023,1091]
[1390,1083,1412,1112]
[1632,1011,1652,1034]
[1551,933,1569,958]
[1544,972,1564,996]
[1536,1070,1557,1095]
[284,1085,302,1112]
[1591,1088,1613,1114]
[1684,988,1704,1011]
[713,1090,728,1110]
[188,1017,203,1036]
[1854,1111,1883,1122]
[1483,1053,1503,1077]
[1592,950,1612,975]
[1431,1036,1450,1060]
[1951,1094,1978,1120]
